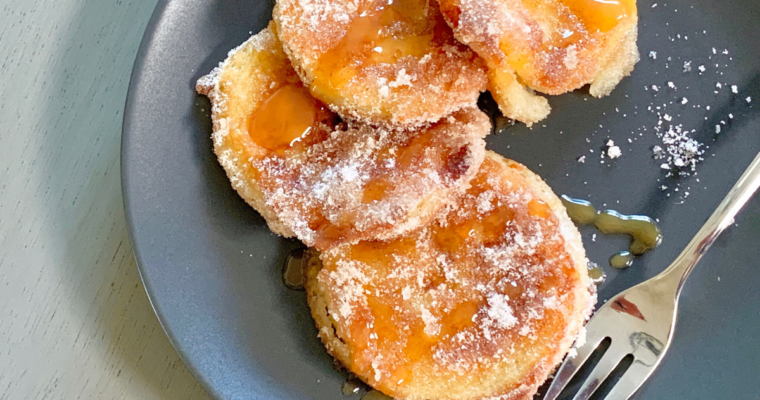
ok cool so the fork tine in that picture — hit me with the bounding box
[543,331,606,400]
[603,361,655,400]
[569,339,628,400]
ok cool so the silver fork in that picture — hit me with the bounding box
[545,151,760,400]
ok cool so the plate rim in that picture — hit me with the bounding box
[121,0,223,399]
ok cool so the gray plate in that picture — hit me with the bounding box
[122,0,760,399]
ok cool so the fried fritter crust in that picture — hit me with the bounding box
[274,0,488,129]
[306,152,595,399]
[439,0,639,125]
[197,24,490,250]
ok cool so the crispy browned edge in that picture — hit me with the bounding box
[195,24,298,237]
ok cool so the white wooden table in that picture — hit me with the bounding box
[0,1,210,398]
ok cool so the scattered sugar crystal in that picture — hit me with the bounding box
[682,61,692,72]
[606,141,622,159]
[698,65,706,73]
[731,85,738,94]
[715,125,721,134]
[577,155,586,163]
[649,51,657,59]
[564,45,579,69]
[518,325,533,337]
[421,308,441,336]
[543,296,560,310]
[373,47,383,53]
[388,68,412,88]
[568,348,578,359]
[485,294,517,329]
[655,124,704,173]
[372,359,383,381]
[652,145,665,159]
[681,97,688,104]
[747,97,752,103]
[476,192,496,214]
[651,85,659,91]
[668,81,676,89]
[716,82,722,89]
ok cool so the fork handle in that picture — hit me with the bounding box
[657,151,760,293]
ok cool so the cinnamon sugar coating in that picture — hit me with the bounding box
[306,152,595,400]
[197,25,489,250]
[438,0,639,125]
[274,0,488,129]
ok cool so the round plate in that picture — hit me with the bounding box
[122,0,760,399]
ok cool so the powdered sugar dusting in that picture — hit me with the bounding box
[484,293,517,329]
[421,307,441,336]
[328,258,370,321]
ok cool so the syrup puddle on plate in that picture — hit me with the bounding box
[282,248,308,290]
[587,261,606,284]
[341,376,364,396]
[609,250,635,269]
[561,195,662,269]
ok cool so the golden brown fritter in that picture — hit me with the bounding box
[274,0,488,129]
[197,24,490,250]
[306,152,595,400]
[439,0,639,125]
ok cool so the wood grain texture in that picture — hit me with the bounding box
[0,0,210,398]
